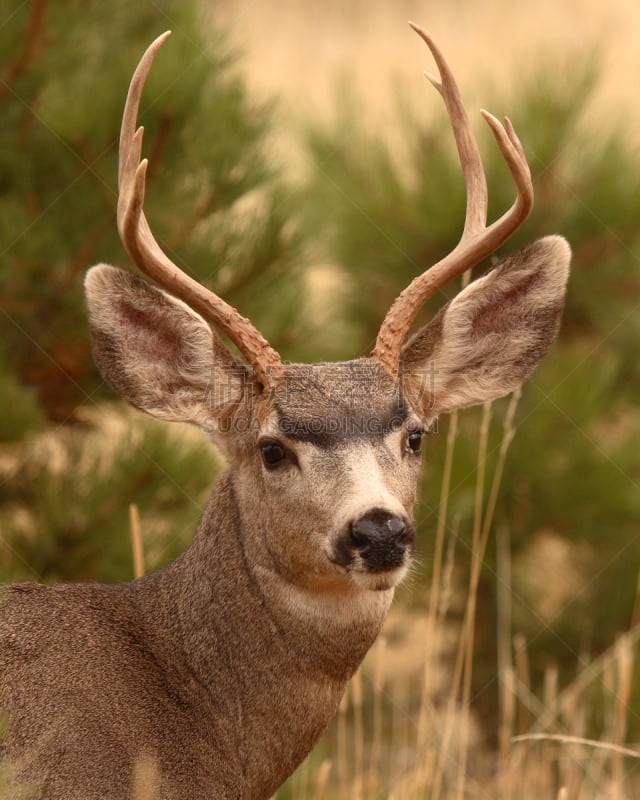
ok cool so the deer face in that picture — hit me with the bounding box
[229,361,425,592]
[86,230,570,595]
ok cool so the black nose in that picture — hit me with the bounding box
[349,509,414,570]
[350,513,406,551]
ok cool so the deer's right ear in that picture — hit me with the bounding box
[85,264,249,429]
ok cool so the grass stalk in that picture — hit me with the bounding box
[412,409,460,799]
[129,503,145,579]
[370,634,387,784]
[612,634,633,799]
[336,690,349,800]
[351,670,364,800]
[455,400,493,800]
[312,760,332,799]
[496,523,514,800]
[513,633,531,736]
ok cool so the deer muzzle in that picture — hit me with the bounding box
[332,508,415,574]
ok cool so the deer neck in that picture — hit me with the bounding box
[129,474,392,795]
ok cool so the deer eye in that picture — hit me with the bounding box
[406,431,423,455]
[258,440,288,469]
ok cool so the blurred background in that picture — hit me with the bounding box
[2,1,640,797]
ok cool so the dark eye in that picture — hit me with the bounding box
[406,431,423,455]
[259,440,288,469]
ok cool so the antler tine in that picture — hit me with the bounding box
[372,23,534,376]
[117,32,282,388]
[413,23,488,237]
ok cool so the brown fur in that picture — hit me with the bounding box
[1,479,387,799]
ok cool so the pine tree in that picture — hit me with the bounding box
[0,0,304,429]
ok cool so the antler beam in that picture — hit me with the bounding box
[117,32,282,387]
[372,22,534,376]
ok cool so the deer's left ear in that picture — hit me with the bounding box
[400,236,571,418]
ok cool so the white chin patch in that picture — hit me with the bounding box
[349,564,409,592]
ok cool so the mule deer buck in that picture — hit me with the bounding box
[0,23,570,799]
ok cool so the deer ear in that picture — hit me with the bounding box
[400,236,571,417]
[85,264,249,428]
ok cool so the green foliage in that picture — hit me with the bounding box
[506,345,640,652]
[0,0,305,424]
[0,358,43,443]
[0,407,220,584]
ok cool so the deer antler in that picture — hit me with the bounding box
[372,22,534,375]
[117,32,282,387]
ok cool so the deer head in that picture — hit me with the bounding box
[85,25,570,599]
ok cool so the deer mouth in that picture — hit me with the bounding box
[347,562,412,592]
